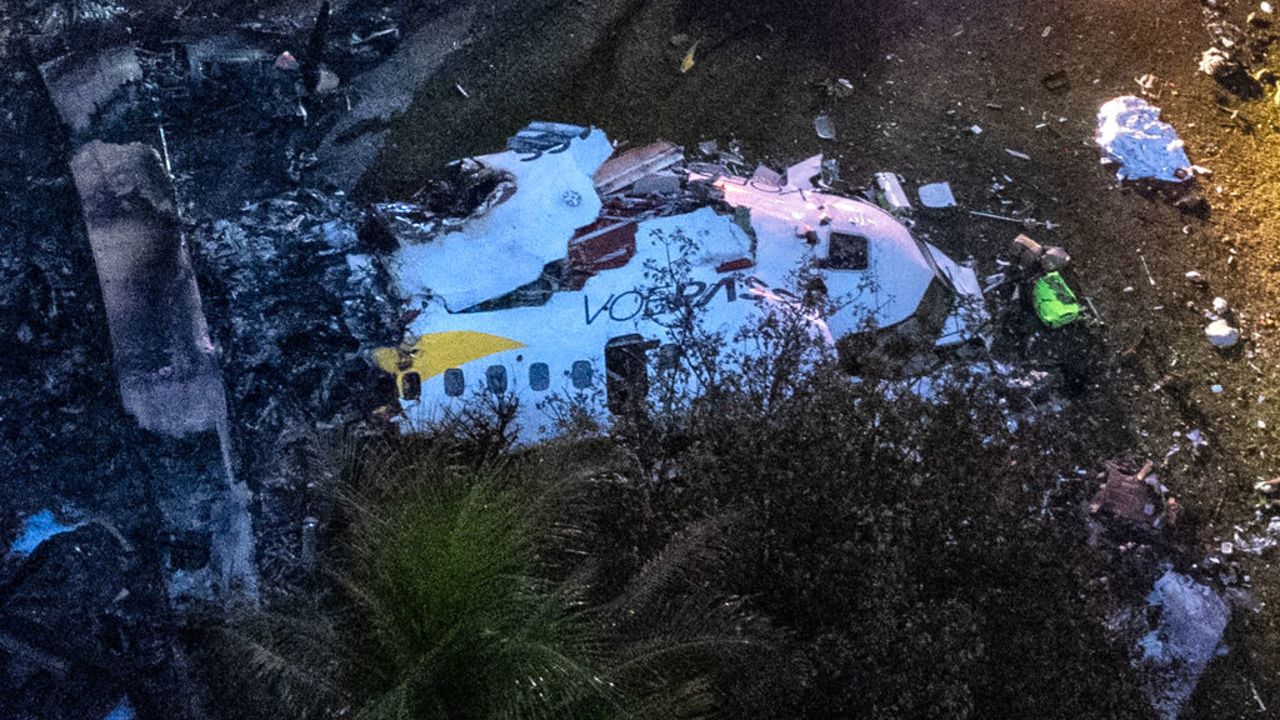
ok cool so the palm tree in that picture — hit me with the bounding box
[219,438,788,720]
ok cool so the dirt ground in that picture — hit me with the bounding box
[360,0,1280,715]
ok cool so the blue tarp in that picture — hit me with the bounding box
[10,509,79,556]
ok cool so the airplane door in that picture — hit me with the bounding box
[605,334,657,414]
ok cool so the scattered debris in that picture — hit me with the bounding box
[1032,272,1081,328]
[752,164,785,188]
[968,124,984,135]
[968,210,1058,230]
[1084,295,1104,323]
[274,51,299,71]
[70,141,227,438]
[1005,148,1031,161]
[1090,459,1168,531]
[1185,270,1206,285]
[1199,47,1235,79]
[1140,254,1156,286]
[1040,246,1071,272]
[1205,318,1240,348]
[814,114,837,140]
[1096,96,1194,182]
[823,77,854,98]
[874,172,912,214]
[1212,296,1229,314]
[594,140,684,196]
[680,39,700,74]
[917,182,957,208]
[1139,570,1230,720]
[10,509,80,557]
[454,82,470,98]
[1199,47,1262,97]
[1011,233,1044,267]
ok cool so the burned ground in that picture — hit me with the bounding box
[6,0,1280,717]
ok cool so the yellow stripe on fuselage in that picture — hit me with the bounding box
[374,330,526,386]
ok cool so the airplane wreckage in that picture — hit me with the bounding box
[373,123,988,439]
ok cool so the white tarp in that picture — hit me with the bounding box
[1096,96,1193,182]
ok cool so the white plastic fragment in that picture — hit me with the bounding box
[918,182,957,208]
[1205,319,1240,348]
[1005,148,1031,160]
[1212,296,1229,314]
[814,114,836,140]
[874,172,912,213]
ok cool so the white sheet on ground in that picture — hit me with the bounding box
[1096,96,1193,182]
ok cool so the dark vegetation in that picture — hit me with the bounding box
[215,302,1155,719]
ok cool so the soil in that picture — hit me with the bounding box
[365,0,1280,715]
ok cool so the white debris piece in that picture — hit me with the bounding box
[393,129,608,310]
[1138,571,1230,720]
[814,114,837,140]
[785,154,823,190]
[1096,96,1193,182]
[874,172,912,213]
[1205,318,1240,348]
[1212,296,1229,314]
[1198,48,1232,79]
[918,182,957,208]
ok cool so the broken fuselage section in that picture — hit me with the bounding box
[374,123,987,441]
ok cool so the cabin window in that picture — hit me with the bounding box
[529,362,550,391]
[486,365,508,394]
[443,368,465,397]
[570,360,593,389]
[827,233,869,270]
[606,335,655,414]
[400,372,422,400]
